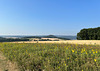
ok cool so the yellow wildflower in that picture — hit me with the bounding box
[96,51,97,53]
[93,52,95,54]
[72,50,74,53]
[92,49,94,51]
[94,59,96,62]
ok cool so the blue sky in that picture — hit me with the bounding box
[0,0,100,35]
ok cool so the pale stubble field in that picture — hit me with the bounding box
[12,40,100,45]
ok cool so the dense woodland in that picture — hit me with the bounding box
[77,27,100,40]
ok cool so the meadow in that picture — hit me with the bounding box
[0,43,100,71]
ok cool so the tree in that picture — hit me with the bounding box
[77,27,100,40]
[77,29,88,40]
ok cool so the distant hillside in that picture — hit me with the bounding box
[0,35,76,41]
[42,35,57,38]
[56,35,77,40]
[23,35,57,38]
[23,36,41,39]
[43,35,70,40]
[24,35,70,40]
[0,38,29,42]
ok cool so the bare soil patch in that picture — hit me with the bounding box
[0,52,19,71]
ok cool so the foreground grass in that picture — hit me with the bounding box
[0,43,100,71]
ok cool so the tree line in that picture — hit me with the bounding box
[0,38,29,42]
[77,27,100,40]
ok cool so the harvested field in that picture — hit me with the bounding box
[12,40,100,45]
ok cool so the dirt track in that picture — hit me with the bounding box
[12,40,100,45]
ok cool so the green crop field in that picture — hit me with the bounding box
[0,43,100,71]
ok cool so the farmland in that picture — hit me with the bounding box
[0,43,100,71]
[13,40,100,45]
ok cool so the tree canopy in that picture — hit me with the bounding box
[77,27,100,40]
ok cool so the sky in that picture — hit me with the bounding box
[0,0,100,36]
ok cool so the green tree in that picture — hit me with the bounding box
[77,27,100,40]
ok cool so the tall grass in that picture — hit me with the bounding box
[0,43,100,71]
